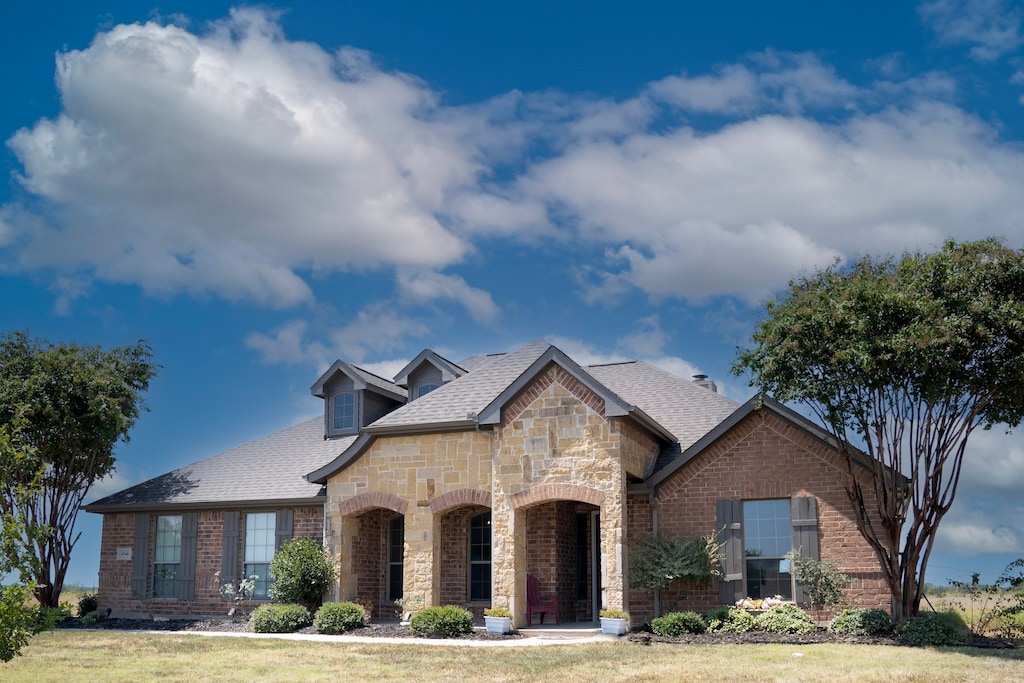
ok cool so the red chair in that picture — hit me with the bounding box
[526,573,560,625]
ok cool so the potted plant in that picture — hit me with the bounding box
[599,608,629,635]
[483,606,513,634]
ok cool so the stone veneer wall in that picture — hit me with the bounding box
[96,505,323,618]
[326,430,494,609]
[626,409,889,624]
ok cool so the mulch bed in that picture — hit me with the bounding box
[55,617,1017,648]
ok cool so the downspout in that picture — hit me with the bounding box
[651,488,660,619]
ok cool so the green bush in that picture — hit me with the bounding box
[895,611,965,646]
[651,611,706,636]
[706,606,757,633]
[313,602,368,634]
[77,593,99,617]
[409,605,474,638]
[828,608,893,636]
[269,538,334,612]
[80,610,105,626]
[755,604,816,634]
[248,603,312,633]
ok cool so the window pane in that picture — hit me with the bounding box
[745,558,793,600]
[153,515,182,597]
[244,562,272,600]
[468,512,491,601]
[743,499,791,558]
[417,384,439,398]
[245,512,277,563]
[388,517,404,601]
[333,392,355,430]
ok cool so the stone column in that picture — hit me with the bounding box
[599,474,628,612]
[403,504,438,608]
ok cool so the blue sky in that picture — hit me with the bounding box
[3,1,1024,591]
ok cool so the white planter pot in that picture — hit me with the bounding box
[484,616,513,634]
[600,617,628,635]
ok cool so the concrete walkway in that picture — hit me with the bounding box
[142,625,616,647]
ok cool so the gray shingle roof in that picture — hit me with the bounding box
[586,361,739,450]
[84,418,352,511]
[86,339,743,510]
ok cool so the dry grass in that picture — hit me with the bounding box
[3,631,1023,682]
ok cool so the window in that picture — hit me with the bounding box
[388,516,404,601]
[743,499,793,600]
[245,512,276,599]
[153,515,182,598]
[333,392,355,432]
[469,512,491,601]
[416,383,439,398]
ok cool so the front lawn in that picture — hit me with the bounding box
[3,630,1023,682]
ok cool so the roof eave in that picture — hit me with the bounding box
[82,495,326,514]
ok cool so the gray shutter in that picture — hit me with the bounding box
[275,509,294,550]
[221,511,240,597]
[791,496,819,605]
[176,512,198,600]
[716,499,743,604]
[131,513,151,599]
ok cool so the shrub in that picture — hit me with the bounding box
[828,608,893,636]
[409,605,474,638]
[313,602,367,634]
[599,609,628,620]
[248,603,312,633]
[895,611,965,646]
[80,610,105,626]
[77,593,99,617]
[628,534,722,591]
[269,538,334,612]
[484,607,511,618]
[786,552,852,610]
[651,611,706,636]
[706,606,757,633]
[755,604,815,634]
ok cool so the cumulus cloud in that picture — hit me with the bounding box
[548,325,705,386]
[4,9,486,307]
[396,270,499,323]
[937,513,1024,555]
[919,0,1024,61]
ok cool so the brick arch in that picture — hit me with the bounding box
[337,492,408,517]
[429,488,492,514]
[509,483,604,510]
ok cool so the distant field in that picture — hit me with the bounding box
[3,631,1023,683]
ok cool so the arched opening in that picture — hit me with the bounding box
[523,500,601,623]
[436,503,491,619]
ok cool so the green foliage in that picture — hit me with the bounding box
[268,538,334,612]
[483,606,511,618]
[786,552,852,609]
[313,602,368,634]
[599,609,628,620]
[828,608,893,635]
[0,331,157,608]
[248,603,312,633]
[733,239,1024,620]
[628,534,722,591]
[754,604,816,634]
[705,606,757,633]
[77,593,98,617]
[945,558,1024,639]
[651,611,706,636]
[409,605,474,638]
[0,421,52,662]
[80,609,106,626]
[895,611,966,646]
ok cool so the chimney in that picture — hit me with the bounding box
[692,374,718,393]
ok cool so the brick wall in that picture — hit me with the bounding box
[95,505,324,618]
[351,508,390,620]
[626,409,889,624]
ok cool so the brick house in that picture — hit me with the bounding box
[85,339,889,623]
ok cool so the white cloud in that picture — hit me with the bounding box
[246,320,328,367]
[937,514,1024,555]
[919,0,1024,61]
[396,270,499,323]
[957,428,1024,498]
[3,9,488,307]
[548,332,704,386]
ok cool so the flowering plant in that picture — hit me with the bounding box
[735,595,786,610]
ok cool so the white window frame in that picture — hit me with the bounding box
[153,515,182,598]
[244,511,277,600]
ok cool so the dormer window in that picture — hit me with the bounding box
[333,392,356,432]
[416,384,440,398]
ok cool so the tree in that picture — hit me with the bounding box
[0,331,157,608]
[734,239,1024,622]
[0,419,51,662]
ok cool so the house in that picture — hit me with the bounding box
[84,339,889,624]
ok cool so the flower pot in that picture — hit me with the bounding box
[484,615,513,634]
[600,617,628,635]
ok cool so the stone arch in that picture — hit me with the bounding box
[509,483,604,510]
[337,491,408,517]
[429,488,492,514]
